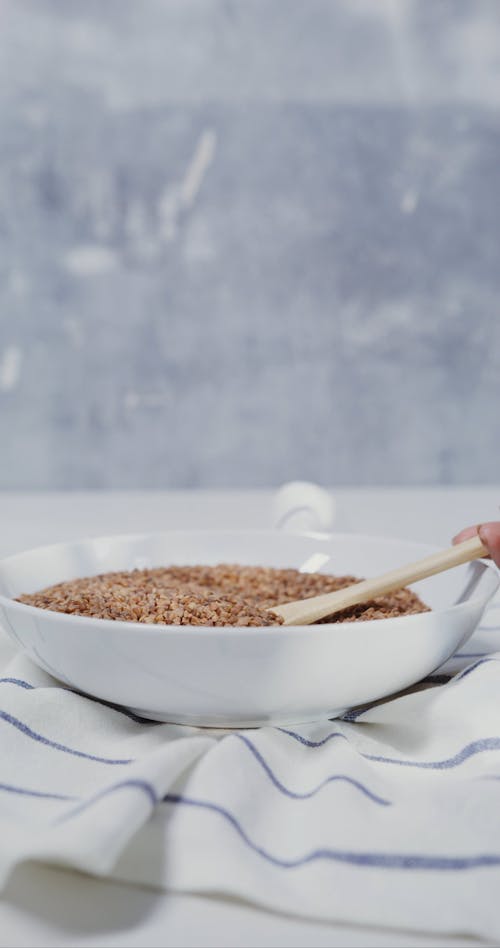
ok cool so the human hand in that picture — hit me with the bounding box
[453,522,500,568]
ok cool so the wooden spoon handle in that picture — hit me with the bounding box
[271,535,489,626]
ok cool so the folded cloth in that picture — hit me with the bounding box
[0,599,500,941]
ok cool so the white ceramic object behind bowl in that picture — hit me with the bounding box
[0,530,497,726]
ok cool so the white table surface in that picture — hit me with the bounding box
[0,487,498,948]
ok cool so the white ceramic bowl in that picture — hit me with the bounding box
[0,530,497,727]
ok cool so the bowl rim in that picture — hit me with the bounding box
[0,528,498,638]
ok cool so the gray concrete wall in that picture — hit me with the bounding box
[1,0,499,488]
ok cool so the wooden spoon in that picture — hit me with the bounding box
[271,534,489,626]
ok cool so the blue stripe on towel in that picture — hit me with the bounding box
[0,677,157,726]
[162,793,500,871]
[455,659,498,681]
[56,779,158,821]
[363,738,500,769]
[0,781,76,801]
[341,708,371,722]
[0,678,35,690]
[277,728,348,748]
[280,729,500,769]
[456,652,490,659]
[342,674,451,723]
[232,734,390,806]
[0,709,133,764]
[342,662,497,722]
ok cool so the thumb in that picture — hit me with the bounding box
[477,522,500,569]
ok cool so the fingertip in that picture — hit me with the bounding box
[452,525,478,545]
[475,522,500,568]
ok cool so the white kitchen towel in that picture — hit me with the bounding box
[1,600,500,941]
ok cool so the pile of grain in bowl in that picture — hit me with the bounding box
[17,564,429,626]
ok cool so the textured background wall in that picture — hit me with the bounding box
[0,0,499,488]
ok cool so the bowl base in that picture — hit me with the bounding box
[124,706,348,728]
